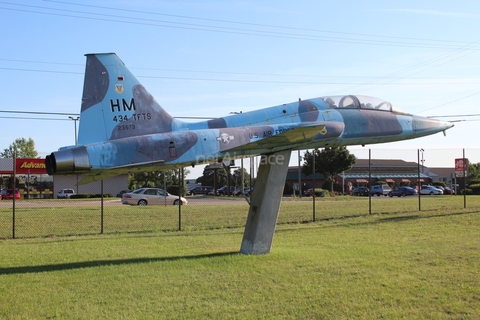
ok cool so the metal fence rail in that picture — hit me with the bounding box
[1,195,477,239]
[1,147,478,239]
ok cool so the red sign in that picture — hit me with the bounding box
[455,158,468,177]
[15,158,47,174]
[455,158,467,171]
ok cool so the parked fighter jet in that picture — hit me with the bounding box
[45,53,453,184]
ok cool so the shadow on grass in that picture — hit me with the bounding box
[0,251,239,275]
[276,209,479,232]
[367,210,478,225]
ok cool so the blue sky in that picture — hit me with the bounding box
[1,1,480,178]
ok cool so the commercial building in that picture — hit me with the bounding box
[0,158,127,198]
[285,159,456,195]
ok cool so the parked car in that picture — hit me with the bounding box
[303,188,314,196]
[352,187,369,196]
[420,185,443,195]
[216,186,236,196]
[187,186,214,196]
[57,189,76,199]
[388,186,417,197]
[448,184,459,193]
[2,189,20,200]
[121,188,187,206]
[116,189,131,197]
[443,187,456,195]
[236,188,252,196]
[370,184,391,196]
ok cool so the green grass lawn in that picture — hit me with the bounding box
[1,201,479,319]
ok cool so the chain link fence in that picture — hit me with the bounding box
[1,148,478,239]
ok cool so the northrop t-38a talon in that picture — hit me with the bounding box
[45,53,453,254]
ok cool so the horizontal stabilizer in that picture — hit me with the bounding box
[76,160,165,185]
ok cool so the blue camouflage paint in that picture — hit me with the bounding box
[45,53,454,184]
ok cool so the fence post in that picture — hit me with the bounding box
[463,149,467,208]
[418,149,421,211]
[101,179,104,234]
[368,149,371,215]
[178,168,182,231]
[12,151,16,239]
[312,149,316,222]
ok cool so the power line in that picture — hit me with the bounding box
[327,40,480,95]
[42,0,474,45]
[1,67,479,85]
[0,67,82,75]
[0,110,213,121]
[0,2,477,50]
[0,116,73,121]
[2,58,477,80]
[0,110,79,116]
[137,74,479,85]
[1,1,478,116]
[0,58,83,67]
[428,114,480,118]
[1,1,478,80]
[420,90,480,115]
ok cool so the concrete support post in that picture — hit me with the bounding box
[240,150,291,254]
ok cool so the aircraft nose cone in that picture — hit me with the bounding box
[445,121,455,130]
[413,117,454,134]
[437,119,455,132]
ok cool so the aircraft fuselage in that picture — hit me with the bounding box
[44,53,453,184]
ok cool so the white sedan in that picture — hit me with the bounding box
[121,188,188,206]
[419,186,443,195]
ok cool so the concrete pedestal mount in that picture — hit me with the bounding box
[240,150,292,254]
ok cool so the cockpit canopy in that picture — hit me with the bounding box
[320,95,408,114]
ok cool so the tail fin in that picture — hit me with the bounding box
[78,53,178,145]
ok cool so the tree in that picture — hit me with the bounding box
[302,147,356,192]
[467,162,480,185]
[196,164,228,188]
[128,168,190,194]
[1,137,38,158]
[464,162,480,194]
[196,164,251,194]
[232,167,251,189]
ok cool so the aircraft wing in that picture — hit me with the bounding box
[222,122,344,154]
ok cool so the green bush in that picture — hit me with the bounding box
[313,188,329,197]
[93,193,113,198]
[70,194,113,199]
[468,184,480,195]
[70,194,89,199]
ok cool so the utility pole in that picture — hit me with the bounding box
[69,116,80,145]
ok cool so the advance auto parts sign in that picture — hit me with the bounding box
[15,158,47,174]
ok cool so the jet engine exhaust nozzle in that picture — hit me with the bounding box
[45,147,91,175]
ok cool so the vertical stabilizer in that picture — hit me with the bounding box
[78,53,176,145]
